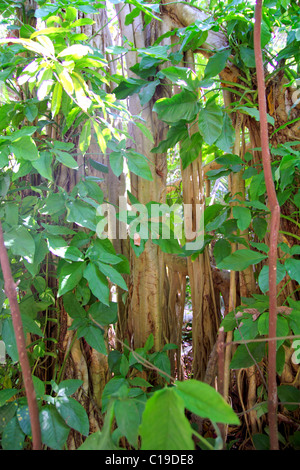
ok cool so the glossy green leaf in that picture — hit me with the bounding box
[84,262,110,306]
[230,341,266,369]
[285,258,300,284]
[2,415,25,450]
[10,136,39,161]
[153,90,199,123]
[174,379,240,425]
[198,101,223,145]
[114,399,140,447]
[258,262,286,293]
[217,249,267,271]
[39,405,70,450]
[55,396,89,436]
[126,149,153,181]
[57,262,86,297]
[140,388,194,450]
[232,206,251,231]
[204,49,231,79]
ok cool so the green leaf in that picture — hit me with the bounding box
[239,106,274,126]
[3,225,35,262]
[39,405,70,450]
[285,258,300,284]
[57,262,85,297]
[88,301,118,326]
[97,261,128,291]
[114,399,140,447]
[10,136,39,161]
[66,199,99,231]
[55,396,89,436]
[47,235,84,262]
[213,238,232,264]
[240,46,256,68]
[139,79,160,106]
[204,49,231,79]
[57,379,83,397]
[0,389,18,407]
[230,341,266,369]
[180,132,202,169]
[253,434,270,450]
[198,101,223,145]
[126,149,153,181]
[54,150,78,169]
[258,312,289,349]
[153,90,199,123]
[214,113,235,153]
[114,78,148,99]
[174,379,240,425]
[258,262,286,294]
[89,158,109,174]
[51,81,63,117]
[144,333,154,352]
[84,262,110,306]
[161,66,201,91]
[24,103,38,122]
[277,385,300,411]
[2,415,25,450]
[32,151,53,181]
[139,388,194,450]
[109,151,123,177]
[217,249,267,271]
[79,120,91,155]
[232,206,251,231]
[83,323,107,354]
[252,216,267,241]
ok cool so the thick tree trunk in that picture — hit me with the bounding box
[116,5,173,352]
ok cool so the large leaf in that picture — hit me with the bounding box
[88,301,118,326]
[57,262,86,297]
[55,396,89,436]
[3,225,35,262]
[139,388,194,450]
[160,66,200,91]
[204,49,231,79]
[174,379,240,425]
[126,149,153,181]
[285,258,300,284]
[258,262,286,294]
[97,261,128,291]
[39,405,70,450]
[217,249,267,271]
[83,262,110,306]
[258,312,289,350]
[180,132,202,169]
[232,206,252,231]
[66,199,100,231]
[1,415,25,450]
[230,341,266,369]
[198,101,223,145]
[83,323,107,354]
[114,399,141,448]
[153,90,199,123]
[10,136,39,161]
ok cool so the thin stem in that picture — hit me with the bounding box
[254,0,281,450]
[0,222,42,450]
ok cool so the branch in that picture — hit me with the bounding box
[254,0,281,451]
[0,222,42,450]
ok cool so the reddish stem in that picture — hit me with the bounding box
[0,222,42,450]
[254,0,280,450]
